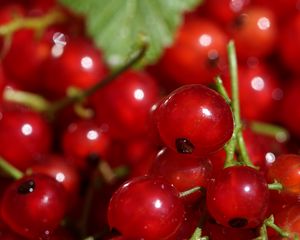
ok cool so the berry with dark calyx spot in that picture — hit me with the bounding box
[156,17,228,86]
[149,147,213,204]
[206,166,269,228]
[1,174,67,239]
[156,84,234,156]
[62,120,111,170]
[108,176,185,240]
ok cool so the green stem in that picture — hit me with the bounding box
[258,223,268,240]
[249,121,289,143]
[0,157,23,179]
[0,9,65,36]
[214,76,231,105]
[268,181,283,191]
[189,227,209,240]
[48,42,148,115]
[179,186,203,198]
[3,88,51,112]
[227,41,254,168]
[264,215,290,238]
[224,132,238,168]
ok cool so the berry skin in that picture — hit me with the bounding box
[108,176,185,240]
[42,37,108,99]
[62,120,111,170]
[267,154,300,197]
[149,147,213,204]
[223,62,281,121]
[92,70,160,139]
[270,204,300,239]
[279,14,300,73]
[157,17,228,85]
[156,84,234,156]
[1,174,67,239]
[280,79,300,137]
[0,107,52,171]
[206,166,269,228]
[231,6,278,59]
[30,154,80,205]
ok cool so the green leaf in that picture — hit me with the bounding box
[59,0,202,68]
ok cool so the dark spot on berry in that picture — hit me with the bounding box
[228,218,248,228]
[207,51,219,68]
[18,179,35,194]
[86,153,101,167]
[233,14,247,29]
[175,138,194,154]
[111,227,122,236]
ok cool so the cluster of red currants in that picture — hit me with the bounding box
[0,0,300,240]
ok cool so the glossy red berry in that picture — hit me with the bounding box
[42,37,108,99]
[30,154,80,204]
[157,17,228,85]
[231,6,278,59]
[206,166,269,228]
[156,84,234,156]
[223,63,282,121]
[270,204,300,239]
[62,120,111,170]
[267,154,300,197]
[204,0,251,24]
[93,70,160,139]
[108,176,185,239]
[2,29,52,92]
[1,174,67,239]
[149,147,212,203]
[0,107,52,171]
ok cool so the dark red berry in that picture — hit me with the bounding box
[108,176,185,239]
[1,174,67,239]
[206,166,269,228]
[156,84,234,156]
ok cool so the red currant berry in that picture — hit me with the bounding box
[231,6,278,59]
[92,70,160,139]
[42,37,108,99]
[206,166,269,228]
[204,0,251,24]
[1,174,67,239]
[30,154,80,205]
[268,154,300,197]
[157,17,228,86]
[0,107,52,171]
[62,120,111,170]
[156,84,234,156]
[223,62,282,121]
[149,147,212,203]
[108,176,185,239]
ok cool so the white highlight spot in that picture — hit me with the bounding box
[53,32,67,46]
[251,76,265,91]
[81,56,93,69]
[21,124,33,136]
[87,130,99,140]
[257,17,271,30]
[134,89,144,100]
[56,173,65,183]
[199,34,212,47]
[202,107,212,117]
[244,186,251,192]
[154,199,162,209]
[265,152,275,164]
